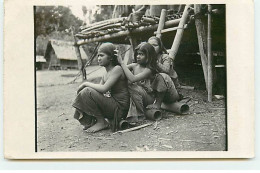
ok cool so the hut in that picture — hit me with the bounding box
[44,39,88,70]
[36,55,47,70]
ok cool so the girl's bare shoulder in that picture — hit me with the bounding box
[113,65,124,73]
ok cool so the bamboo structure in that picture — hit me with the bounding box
[73,4,223,94]
[77,19,181,45]
[207,4,213,102]
[169,4,192,61]
[156,9,167,38]
[194,4,208,90]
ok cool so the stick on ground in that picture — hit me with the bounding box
[113,123,153,134]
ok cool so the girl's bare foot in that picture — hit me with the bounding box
[83,118,95,131]
[85,117,109,133]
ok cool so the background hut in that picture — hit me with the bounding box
[36,55,47,70]
[44,39,88,70]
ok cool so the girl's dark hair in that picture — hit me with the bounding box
[98,42,119,66]
[148,36,168,54]
[134,42,157,72]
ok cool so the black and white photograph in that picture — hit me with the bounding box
[35,4,227,152]
[3,0,255,159]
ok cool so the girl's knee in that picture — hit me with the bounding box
[79,87,99,98]
[82,87,95,93]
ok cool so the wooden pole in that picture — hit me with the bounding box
[123,45,133,65]
[72,29,86,81]
[156,9,167,39]
[169,4,192,61]
[194,4,208,90]
[129,36,138,57]
[207,4,213,102]
[74,45,86,81]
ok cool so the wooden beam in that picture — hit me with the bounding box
[74,45,86,80]
[123,45,133,65]
[154,24,187,35]
[169,4,192,62]
[156,9,167,38]
[194,4,208,91]
[207,4,213,102]
[72,29,86,81]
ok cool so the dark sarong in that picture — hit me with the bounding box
[72,81,130,132]
[126,73,179,123]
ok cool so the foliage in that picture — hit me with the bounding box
[35,6,83,38]
[92,5,114,23]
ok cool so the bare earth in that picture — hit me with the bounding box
[37,67,226,152]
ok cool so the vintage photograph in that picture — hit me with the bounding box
[35,4,227,152]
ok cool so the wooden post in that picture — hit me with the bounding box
[72,29,86,81]
[169,4,192,62]
[123,45,133,65]
[194,4,208,90]
[74,45,86,80]
[128,36,138,64]
[207,4,213,102]
[156,9,167,39]
[129,36,138,53]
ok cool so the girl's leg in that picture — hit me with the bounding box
[149,73,180,109]
[73,87,119,132]
[74,109,95,130]
[147,91,166,109]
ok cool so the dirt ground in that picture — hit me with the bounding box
[37,66,226,152]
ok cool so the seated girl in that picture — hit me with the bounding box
[72,43,130,132]
[148,36,181,88]
[117,42,156,123]
[117,42,180,123]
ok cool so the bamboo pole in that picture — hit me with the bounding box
[194,4,208,90]
[80,17,125,31]
[74,46,86,80]
[81,23,122,33]
[207,4,213,102]
[169,4,192,61]
[72,29,86,81]
[141,17,157,24]
[77,18,181,45]
[156,9,167,38]
[154,24,187,35]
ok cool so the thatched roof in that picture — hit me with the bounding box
[45,39,88,60]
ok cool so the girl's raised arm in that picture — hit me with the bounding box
[126,63,136,70]
[120,62,152,83]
